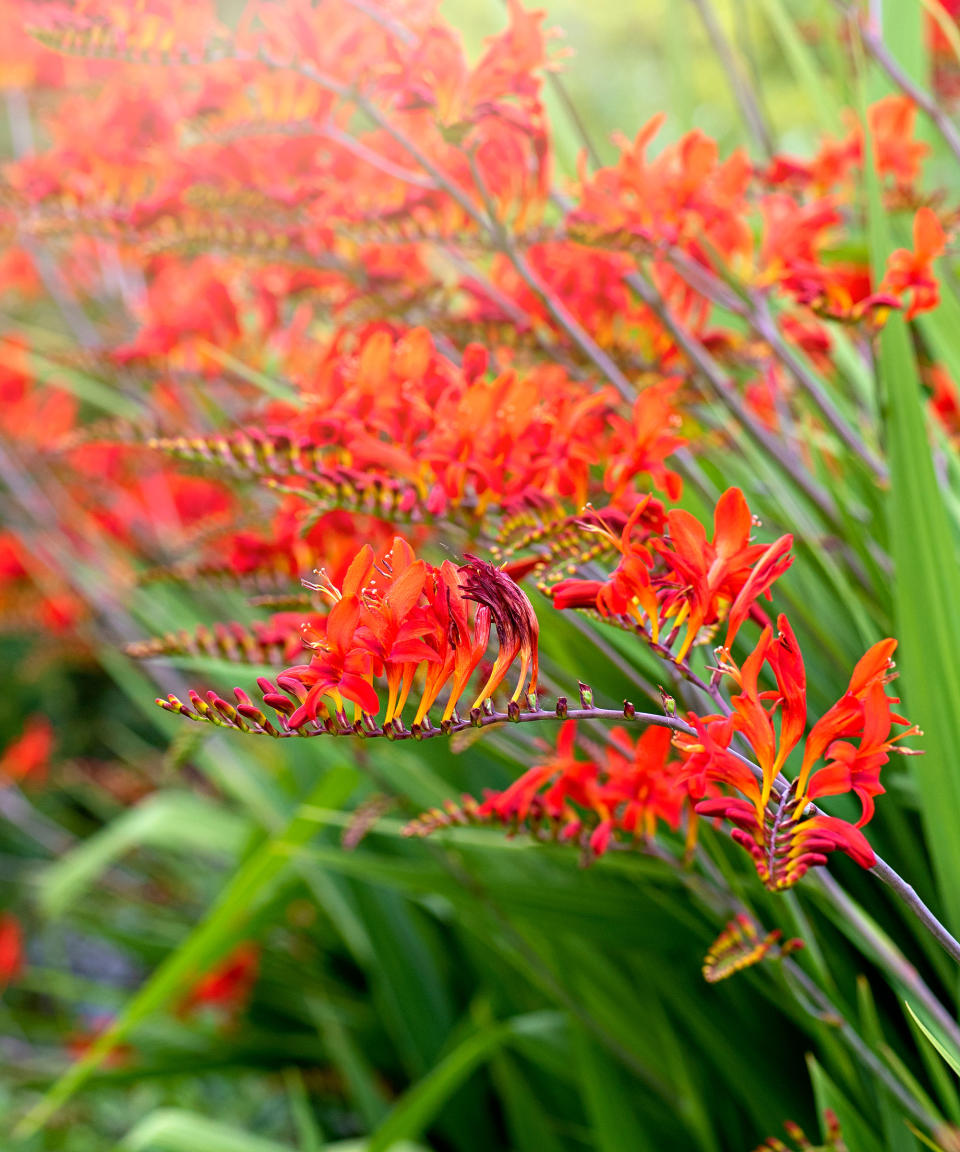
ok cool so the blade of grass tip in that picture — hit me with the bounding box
[904,1004,960,1127]
[905,1002,960,1080]
[12,764,360,1139]
[365,1013,557,1152]
[807,1055,887,1152]
[857,979,926,1152]
[283,1067,324,1152]
[858,52,960,936]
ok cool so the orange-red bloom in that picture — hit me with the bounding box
[881,207,947,320]
[0,913,23,989]
[410,719,693,857]
[551,489,793,662]
[680,615,919,889]
[257,538,539,730]
[0,715,53,787]
[183,942,260,1018]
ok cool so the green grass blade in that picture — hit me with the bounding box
[754,0,838,131]
[196,340,301,405]
[38,792,251,918]
[905,1002,960,1079]
[860,63,960,934]
[573,1026,660,1152]
[121,1110,297,1152]
[808,1055,886,1152]
[13,764,360,1139]
[365,1013,559,1152]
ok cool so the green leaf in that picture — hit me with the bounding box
[906,1001,960,1079]
[755,0,838,132]
[195,340,301,405]
[121,1110,298,1152]
[858,979,925,1152]
[366,1013,560,1152]
[861,63,960,935]
[808,1055,886,1152]
[573,1026,660,1152]
[38,792,251,918]
[13,765,360,1139]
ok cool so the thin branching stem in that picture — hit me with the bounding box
[832,0,960,168]
[814,868,960,1054]
[625,266,844,528]
[660,245,888,480]
[686,0,774,158]
[164,672,960,973]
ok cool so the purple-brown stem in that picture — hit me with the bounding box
[833,0,960,168]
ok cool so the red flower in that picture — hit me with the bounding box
[244,540,539,731]
[460,556,539,708]
[680,615,919,889]
[285,544,381,725]
[881,207,947,319]
[0,914,23,989]
[414,720,693,857]
[550,498,661,638]
[0,716,54,788]
[550,489,792,662]
[354,539,441,724]
[654,488,793,660]
[184,942,260,1018]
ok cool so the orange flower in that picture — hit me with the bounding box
[550,490,792,662]
[550,498,660,639]
[285,544,380,724]
[182,942,259,1018]
[238,541,540,732]
[0,716,54,788]
[0,914,23,989]
[460,556,539,708]
[881,207,947,319]
[410,720,693,857]
[654,488,793,660]
[681,615,919,889]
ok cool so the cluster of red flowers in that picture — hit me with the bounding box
[406,720,694,859]
[164,536,541,733]
[680,617,919,887]
[181,942,260,1021]
[0,715,53,787]
[0,0,937,899]
[550,487,793,662]
[406,610,916,888]
[154,327,685,520]
[0,0,955,665]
